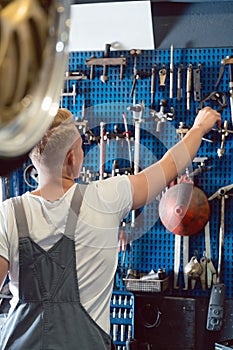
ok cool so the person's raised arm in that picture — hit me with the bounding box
[129,107,221,210]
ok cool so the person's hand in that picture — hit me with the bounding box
[192,106,222,136]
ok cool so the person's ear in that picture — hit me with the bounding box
[67,149,75,165]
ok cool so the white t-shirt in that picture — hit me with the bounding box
[0,175,132,334]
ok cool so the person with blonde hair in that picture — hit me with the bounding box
[0,107,221,349]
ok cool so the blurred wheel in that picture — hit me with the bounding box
[0,0,70,173]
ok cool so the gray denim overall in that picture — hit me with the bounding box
[0,186,114,349]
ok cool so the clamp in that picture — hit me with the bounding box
[85,43,127,82]
[150,99,174,132]
[197,91,227,113]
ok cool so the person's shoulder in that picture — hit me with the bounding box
[1,192,32,210]
[94,174,130,187]
[83,176,132,215]
[90,175,130,193]
[0,196,19,208]
[85,175,131,202]
[0,195,24,218]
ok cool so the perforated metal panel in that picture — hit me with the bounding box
[9,47,233,298]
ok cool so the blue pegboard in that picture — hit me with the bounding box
[7,47,233,299]
[67,47,233,299]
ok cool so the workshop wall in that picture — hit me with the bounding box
[13,46,233,301]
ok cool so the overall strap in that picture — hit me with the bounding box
[11,197,29,238]
[64,184,86,239]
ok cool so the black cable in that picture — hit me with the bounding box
[139,303,161,329]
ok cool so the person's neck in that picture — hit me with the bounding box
[31,176,75,201]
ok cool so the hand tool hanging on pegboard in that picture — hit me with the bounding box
[209,184,233,284]
[85,43,127,82]
[215,55,233,126]
[184,250,203,290]
[177,64,183,101]
[129,50,150,100]
[198,90,227,113]
[129,49,141,100]
[74,100,89,135]
[127,102,145,227]
[186,62,202,109]
[193,63,202,102]
[206,184,233,331]
[216,119,232,158]
[60,70,88,106]
[203,221,217,290]
[100,43,111,83]
[169,44,174,99]
[60,71,77,107]
[159,64,167,90]
[199,251,208,291]
[186,63,192,110]
[210,115,233,158]
[150,64,157,110]
[150,99,174,133]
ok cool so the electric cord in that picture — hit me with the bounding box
[139,303,161,329]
